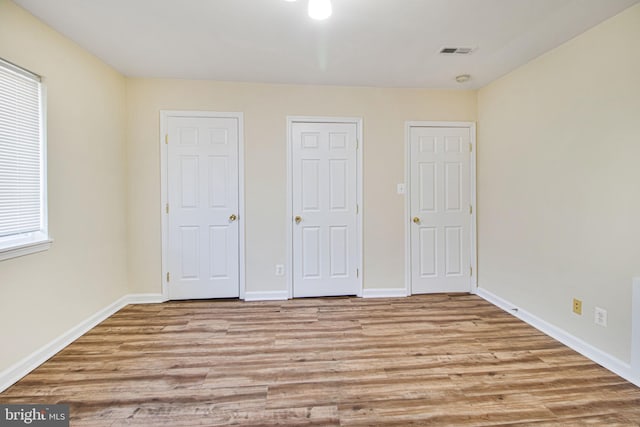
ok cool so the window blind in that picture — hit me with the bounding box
[0,60,43,238]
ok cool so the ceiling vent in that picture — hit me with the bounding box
[439,47,475,55]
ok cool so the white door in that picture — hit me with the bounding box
[291,122,360,298]
[167,116,240,299]
[409,126,472,294]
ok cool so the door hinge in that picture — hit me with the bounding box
[470,205,473,214]
[165,134,168,145]
[356,204,359,214]
[165,203,170,214]
[166,272,171,282]
[357,268,359,278]
[356,139,359,150]
[469,143,472,152]
[470,266,473,276]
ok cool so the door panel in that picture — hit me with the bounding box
[419,227,437,278]
[329,226,348,277]
[292,122,359,298]
[168,116,240,299]
[180,226,200,279]
[410,126,471,294]
[209,225,230,279]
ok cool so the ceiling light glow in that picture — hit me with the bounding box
[308,0,332,20]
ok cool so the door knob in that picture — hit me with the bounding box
[294,216,302,224]
[229,214,237,222]
[412,217,420,224]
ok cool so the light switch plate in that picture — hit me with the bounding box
[397,183,406,194]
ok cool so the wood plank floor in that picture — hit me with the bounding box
[1,294,639,426]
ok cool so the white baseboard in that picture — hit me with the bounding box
[0,292,166,393]
[5,287,636,393]
[362,288,408,298]
[126,293,167,304]
[476,287,639,388]
[244,290,289,301]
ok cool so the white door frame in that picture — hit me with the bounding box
[286,116,364,299]
[404,121,477,296]
[160,110,246,300]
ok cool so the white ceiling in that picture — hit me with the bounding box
[14,0,640,89]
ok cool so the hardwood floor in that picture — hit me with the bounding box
[1,294,639,426]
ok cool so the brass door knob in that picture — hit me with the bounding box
[412,217,420,224]
[229,214,237,222]
[294,216,302,224]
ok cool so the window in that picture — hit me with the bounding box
[0,58,50,261]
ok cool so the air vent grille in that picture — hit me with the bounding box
[439,47,475,55]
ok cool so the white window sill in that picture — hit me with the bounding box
[0,232,52,262]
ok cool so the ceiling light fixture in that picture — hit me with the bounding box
[455,74,471,83]
[307,0,332,20]
[283,0,332,21]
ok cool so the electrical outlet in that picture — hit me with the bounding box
[573,298,582,315]
[275,264,285,277]
[595,307,607,327]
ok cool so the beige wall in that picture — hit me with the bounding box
[0,0,129,370]
[126,80,477,294]
[477,4,640,362]
[5,0,636,381]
